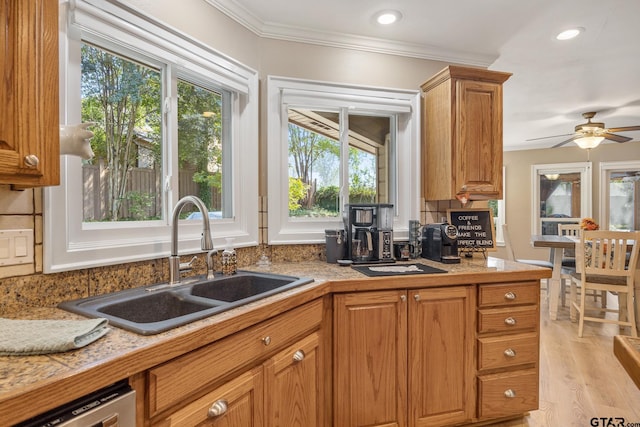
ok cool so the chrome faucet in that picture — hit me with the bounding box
[169,196,214,284]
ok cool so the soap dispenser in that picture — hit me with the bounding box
[221,237,237,275]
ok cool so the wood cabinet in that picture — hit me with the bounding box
[476,282,540,420]
[333,286,475,427]
[148,299,324,427]
[0,0,59,187]
[421,66,511,201]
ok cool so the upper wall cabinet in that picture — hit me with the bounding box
[421,66,511,201]
[0,0,59,187]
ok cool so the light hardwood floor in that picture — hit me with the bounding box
[514,289,640,426]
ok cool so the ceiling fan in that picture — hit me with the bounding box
[527,112,640,149]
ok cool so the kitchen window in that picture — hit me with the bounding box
[267,76,420,243]
[532,162,592,235]
[45,0,258,272]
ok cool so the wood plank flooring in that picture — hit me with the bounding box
[499,289,640,426]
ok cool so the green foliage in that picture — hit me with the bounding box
[288,177,307,212]
[125,191,154,221]
[349,186,376,203]
[314,185,340,211]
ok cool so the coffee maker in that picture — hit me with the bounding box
[344,204,394,264]
[421,222,461,264]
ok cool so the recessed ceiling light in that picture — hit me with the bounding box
[375,10,402,25]
[556,27,584,40]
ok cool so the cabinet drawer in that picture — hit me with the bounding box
[478,305,538,334]
[148,298,323,416]
[478,332,538,370]
[160,367,263,427]
[478,282,539,307]
[478,369,538,419]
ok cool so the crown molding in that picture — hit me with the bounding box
[204,0,496,67]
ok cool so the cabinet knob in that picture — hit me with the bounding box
[24,155,39,168]
[504,291,516,300]
[293,350,305,362]
[504,348,516,358]
[208,399,228,417]
[400,295,407,302]
[504,389,516,398]
[504,317,517,326]
[414,294,420,301]
[262,336,271,346]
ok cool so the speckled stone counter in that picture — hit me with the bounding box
[0,257,550,426]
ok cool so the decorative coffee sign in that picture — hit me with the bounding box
[447,209,496,250]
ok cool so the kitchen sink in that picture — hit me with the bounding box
[98,292,213,324]
[58,271,313,335]
[190,274,306,302]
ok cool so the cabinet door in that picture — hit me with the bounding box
[333,290,407,427]
[160,367,263,427]
[408,286,475,427]
[454,79,503,198]
[264,331,323,427]
[0,0,59,187]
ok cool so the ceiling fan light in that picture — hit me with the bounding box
[574,136,604,149]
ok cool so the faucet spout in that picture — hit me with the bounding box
[169,195,214,284]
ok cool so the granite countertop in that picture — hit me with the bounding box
[0,257,550,425]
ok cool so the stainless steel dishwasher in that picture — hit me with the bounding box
[15,380,135,427]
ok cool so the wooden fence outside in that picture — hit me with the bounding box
[82,163,220,221]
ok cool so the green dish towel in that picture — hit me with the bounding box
[0,317,110,356]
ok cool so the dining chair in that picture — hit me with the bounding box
[557,223,605,308]
[570,230,640,338]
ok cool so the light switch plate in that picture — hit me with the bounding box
[0,229,34,266]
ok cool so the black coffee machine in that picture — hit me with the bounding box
[343,204,394,264]
[421,223,461,264]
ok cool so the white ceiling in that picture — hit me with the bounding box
[206,0,640,151]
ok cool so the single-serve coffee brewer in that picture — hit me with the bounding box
[344,204,394,264]
[421,222,461,264]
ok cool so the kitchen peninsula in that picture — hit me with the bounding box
[0,257,549,427]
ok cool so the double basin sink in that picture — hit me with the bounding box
[59,271,314,335]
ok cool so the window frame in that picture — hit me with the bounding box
[531,162,592,235]
[44,0,259,273]
[266,75,421,244]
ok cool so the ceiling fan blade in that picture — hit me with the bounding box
[602,133,632,143]
[606,125,640,132]
[526,133,574,142]
[552,135,578,148]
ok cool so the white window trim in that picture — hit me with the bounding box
[266,76,421,244]
[44,0,259,273]
[493,166,506,246]
[531,162,592,235]
[599,160,640,230]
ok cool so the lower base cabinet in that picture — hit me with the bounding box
[146,299,324,427]
[333,286,475,427]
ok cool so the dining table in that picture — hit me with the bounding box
[531,234,576,321]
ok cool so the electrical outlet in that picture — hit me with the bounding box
[0,229,34,266]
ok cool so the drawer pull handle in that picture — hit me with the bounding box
[504,317,517,326]
[293,350,305,362]
[504,348,516,357]
[504,389,516,398]
[504,291,516,300]
[262,336,271,346]
[208,399,228,417]
[414,294,420,301]
[400,295,406,302]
